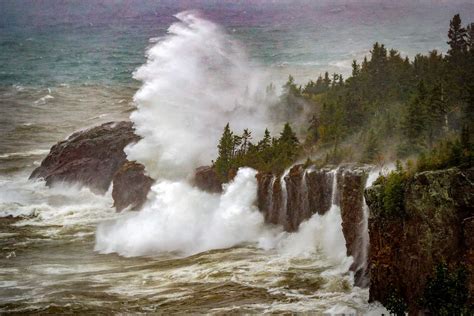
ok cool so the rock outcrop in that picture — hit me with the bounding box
[193,166,223,193]
[365,168,474,313]
[256,164,338,231]
[30,121,140,194]
[30,121,155,212]
[337,165,372,287]
[112,161,154,211]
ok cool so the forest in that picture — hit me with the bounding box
[213,14,473,180]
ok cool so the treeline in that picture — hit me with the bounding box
[214,123,300,179]
[213,14,473,176]
[293,14,473,166]
[213,123,300,181]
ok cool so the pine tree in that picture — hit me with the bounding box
[323,72,331,88]
[351,60,360,77]
[307,115,320,145]
[447,14,467,56]
[240,129,252,154]
[258,129,271,150]
[362,129,380,163]
[278,123,300,164]
[402,81,429,152]
[467,23,474,52]
[215,123,235,179]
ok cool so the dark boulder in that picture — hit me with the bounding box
[112,161,154,212]
[30,121,139,194]
[193,166,223,193]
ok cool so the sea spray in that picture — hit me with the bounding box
[95,168,280,256]
[126,11,274,179]
[279,168,290,226]
[95,11,353,269]
[277,169,352,269]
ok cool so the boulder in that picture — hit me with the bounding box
[193,166,223,193]
[30,121,139,194]
[112,161,154,212]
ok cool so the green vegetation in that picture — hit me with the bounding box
[385,290,408,316]
[416,126,473,172]
[421,264,472,315]
[284,14,473,165]
[212,14,473,177]
[214,123,300,180]
[372,161,409,218]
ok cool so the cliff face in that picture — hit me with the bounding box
[256,163,373,286]
[256,164,337,231]
[337,165,371,287]
[365,168,474,313]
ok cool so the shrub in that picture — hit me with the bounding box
[374,161,409,218]
[421,264,471,316]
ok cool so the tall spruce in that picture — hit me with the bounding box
[447,14,467,56]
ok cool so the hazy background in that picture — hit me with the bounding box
[2,0,474,87]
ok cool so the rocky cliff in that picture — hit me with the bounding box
[255,163,373,286]
[365,168,474,313]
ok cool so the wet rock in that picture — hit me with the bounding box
[305,167,334,216]
[30,121,139,194]
[365,168,474,313]
[112,161,154,212]
[193,166,223,193]
[337,165,372,287]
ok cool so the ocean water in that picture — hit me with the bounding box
[1,1,474,314]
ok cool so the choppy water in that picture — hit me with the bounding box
[1,1,474,314]
[0,174,385,314]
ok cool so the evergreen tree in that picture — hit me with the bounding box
[323,72,331,88]
[401,81,429,153]
[240,129,252,154]
[362,129,380,163]
[467,23,474,52]
[307,115,320,145]
[447,14,467,56]
[215,123,235,179]
[278,123,300,165]
[351,60,360,77]
[258,128,271,150]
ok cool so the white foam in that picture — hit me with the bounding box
[126,11,274,179]
[95,168,276,256]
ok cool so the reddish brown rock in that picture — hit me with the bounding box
[112,161,154,212]
[193,166,223,193]
[30,121,139,194]
[337,165,371,287]
[365,168,474,313]
[306,167,334,216]
[285,165,308,232]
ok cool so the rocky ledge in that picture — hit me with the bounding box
[30,121,153,211]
